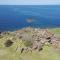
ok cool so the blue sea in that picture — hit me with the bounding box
[0,5,60,31]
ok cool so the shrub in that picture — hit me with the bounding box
[4,40,13,47]
[24,40,33,47]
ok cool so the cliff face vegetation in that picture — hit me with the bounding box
[0,27,60,60]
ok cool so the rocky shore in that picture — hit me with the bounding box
[0,27,60,53]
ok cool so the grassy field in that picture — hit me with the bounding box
[0,28,60,60]
[20,46,60,60]
[0,45,60,60]
[48,28,60,34]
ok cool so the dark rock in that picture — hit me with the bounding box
[38,48,43,51]
[4,40,13,47]
[0,32,1,34]
[46,37,51,40]
[21,48,24,53]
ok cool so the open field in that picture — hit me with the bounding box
[48,28,60,34]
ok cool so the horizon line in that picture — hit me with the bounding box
[0,4,60,5]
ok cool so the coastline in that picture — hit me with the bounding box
[1,27,60,34]
[0,5,60,60]
[0,27,60,60]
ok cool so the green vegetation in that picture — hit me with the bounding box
[0,40,60,60]
[48,28,60,34]
[0,28,60,60]
[23,40,33,47]
[20,46,60,60]
[0,44,60,60]
[4,40,13,47]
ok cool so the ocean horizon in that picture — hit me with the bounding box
[0,5,60,31]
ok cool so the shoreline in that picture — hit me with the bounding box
[0,27,60,33]
[0,27,60,60]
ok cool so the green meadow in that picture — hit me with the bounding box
[48,28,60,34]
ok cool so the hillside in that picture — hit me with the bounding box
[0,27,60,60]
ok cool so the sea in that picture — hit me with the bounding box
[0,5,60,31]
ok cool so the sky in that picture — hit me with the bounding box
[0,0,60,5]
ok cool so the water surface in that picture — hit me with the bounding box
[0,5,60,31]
